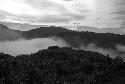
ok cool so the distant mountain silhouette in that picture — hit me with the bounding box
[0,24,9,29]
[1,24,125,50]
[76,26,125,34]
[23,26,71,39]
[1,22,125,34]
[22,26,125,50]
[0,22,47,31]
[0,24,22,41]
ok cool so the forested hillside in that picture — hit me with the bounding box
[23,26,125,49]
[1,24,125,50]
[0,46,125,84]
[57,31,125,49]
[23,26,70,39]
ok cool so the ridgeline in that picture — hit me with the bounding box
[0,46,125,84]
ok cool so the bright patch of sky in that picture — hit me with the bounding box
[0,0,125,29]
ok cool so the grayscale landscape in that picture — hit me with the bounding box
[0,0,125,84]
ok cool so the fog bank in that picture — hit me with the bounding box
[0,37,68,56]
[79,43,119,58]
[0,36,125,58]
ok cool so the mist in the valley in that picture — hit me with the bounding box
[59,37,125,58]
[74,43,125,58]
[0,37,69,56]
[0,36,125,58]
[79,43,121,58]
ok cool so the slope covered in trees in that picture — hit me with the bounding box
[0,46,125,84]
[57,31,125,49]
[23,26,70,39]
[0,24,125,50]
[22,26,125,49]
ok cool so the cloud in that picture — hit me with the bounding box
[113,11,125,16]
[116,0,125,5]
[0,0,40,15]
[0,13,85,25]
[37,14,85,23]
[0,0,88,25]
[112,0,125,28]
[63,0,73,1]
[0,0,124,30]
[0,37,69,56]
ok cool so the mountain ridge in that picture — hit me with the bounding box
[76,26,125,34]
[0,24,22,41]
[1,24,125,50]
[1,22,125,34]
[0,46,125,84]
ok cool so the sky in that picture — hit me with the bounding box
[0,0,125,29]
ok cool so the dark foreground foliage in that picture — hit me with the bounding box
[0,46,125,84]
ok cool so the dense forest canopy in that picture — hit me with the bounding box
[0,46,125,84]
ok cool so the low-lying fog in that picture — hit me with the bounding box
[0,37,69,56]
[0,37,125,58]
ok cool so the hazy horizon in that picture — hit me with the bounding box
[0,0,125,31]
[0,0,125,57]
